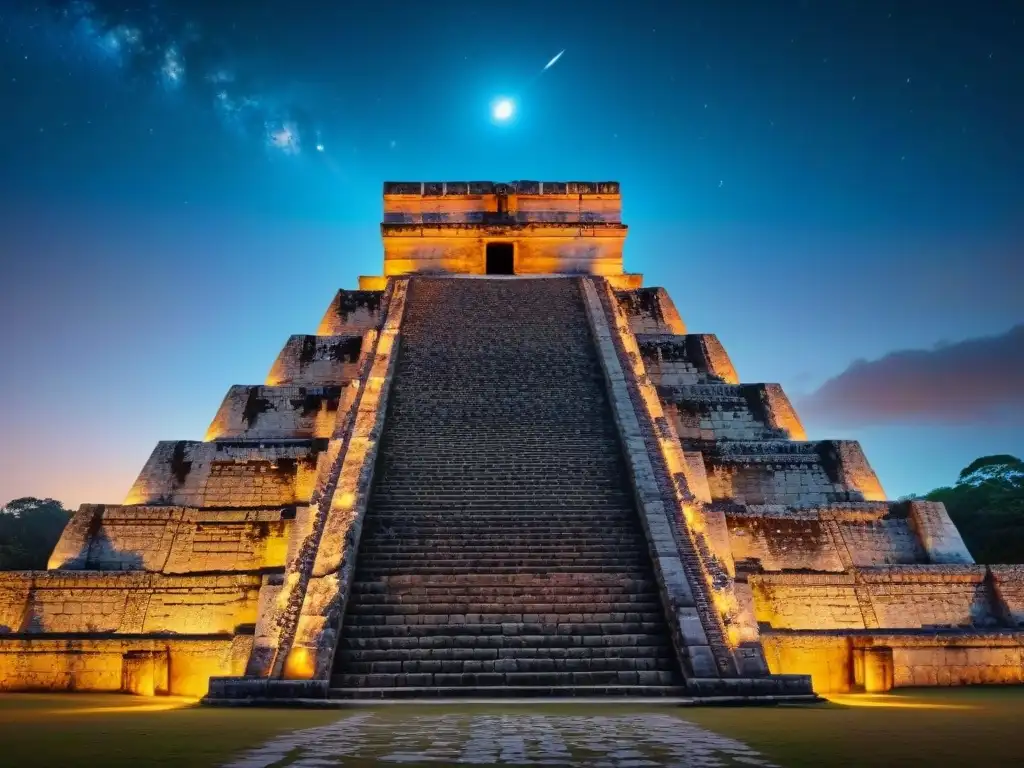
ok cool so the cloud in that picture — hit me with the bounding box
[798,324,1024,427]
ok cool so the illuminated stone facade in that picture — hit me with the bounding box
[2,180,1022,700]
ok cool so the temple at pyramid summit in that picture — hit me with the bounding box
[4,180,1024,702]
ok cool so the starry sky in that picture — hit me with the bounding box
[1,0,1022,508]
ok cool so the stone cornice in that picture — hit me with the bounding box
[381,222,628,238]
[383,180,620,196]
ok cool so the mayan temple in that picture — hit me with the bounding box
[3,180,1023,702]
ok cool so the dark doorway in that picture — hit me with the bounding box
[485,242,514,275]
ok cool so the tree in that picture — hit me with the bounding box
[0,497,72,570]
[924,455,1024,564]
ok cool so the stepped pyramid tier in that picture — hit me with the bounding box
[2,181,1022,702]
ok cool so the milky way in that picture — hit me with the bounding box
[23,1,325,157]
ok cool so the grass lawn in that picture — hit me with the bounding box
[0,688,1022,766]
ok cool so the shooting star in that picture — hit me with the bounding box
[543,49,565,71]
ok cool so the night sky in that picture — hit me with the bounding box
[1,0,1022,508]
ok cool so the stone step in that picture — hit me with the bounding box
[334,278,684,691]
[358,535,647,546]
[345,613,665,627]
[337,655,671,671]
[352,551,646,562]
[339,632,672,651]
[336,657,675,674]
[332,670,681,688]
[350,597,661,611]
[327,684,689,699]
[343,623,669,638]
[335,645,675,662]
[362,522,643,529]
[351,575,658,588]
[348,606,659,618]
[354,565,651,576]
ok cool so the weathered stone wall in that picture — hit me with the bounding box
[761,631,1024,693]
[728,511,845,572]
[727,503,929,573]
[282,279,409,680]
[837,517,925,566]
[638,335,739,386]
[905,500,975,564]
[48,505,291,574]
[705,456,848,506]
[124,440,325,508]
[752,566,1000,631]
[381,230,627,277]
[661,391,780,443]
[205,385,341,440]
[614,288,686,335]
[0,572,260,635]
[0,636,249,697]
[750,384,807,441]
[317,290,386,335]
[382,181,622,223]
[990,566,1024,626]
[759,633,853,694]
[818,440,887,502]
[266,334,364,386]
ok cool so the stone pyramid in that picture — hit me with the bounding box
[2,181,1021,702]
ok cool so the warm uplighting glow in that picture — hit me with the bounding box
[825,693,976,710]
[492,98,514,121]
[283,646,315,679]
[45,698,197,715]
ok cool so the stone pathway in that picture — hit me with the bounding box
[224,713,775,767]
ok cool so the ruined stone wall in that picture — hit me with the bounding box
[819,441,887,502]
[836,517,925,566]
[761,632,1024,693]
[991,566,1024,625]
[380,230,627,277]
[205,385,341,440]
[727,511,846,572]
[701,440,887,507]
[0,572,260,635]
[728,503,925,573]
[662,395,778,443]
[905,500,975,564]
[48,505,290,574]
[614,289,686,335]
[705,458,847,506]
[381,181,622,224]
[751,384,807,441]
[280,279,409,681]
[266,334,364,386]
[0,636,249,697]
[638,335,739,387]
[752,566,1000,631]
[124,440,325,508]
[759,633,853,694]
[317,290,386,335]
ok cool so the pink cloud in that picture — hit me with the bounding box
[798,325,1024,427]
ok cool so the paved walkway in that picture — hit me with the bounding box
[225,713,775,766]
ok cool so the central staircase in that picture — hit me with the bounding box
[331,277,686,697]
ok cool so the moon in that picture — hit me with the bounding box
[492,98,514,121]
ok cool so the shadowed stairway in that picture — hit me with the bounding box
[330,277,685,697]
